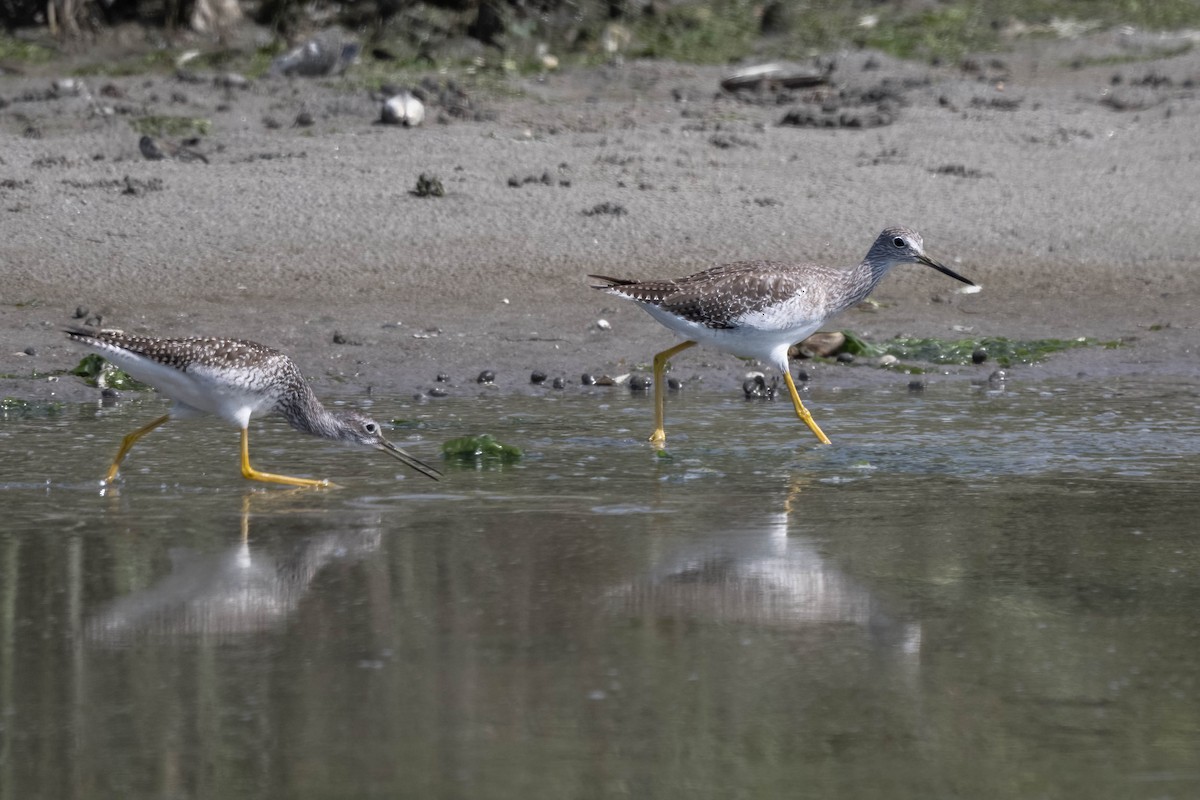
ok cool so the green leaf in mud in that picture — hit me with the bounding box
[840,331,885,358]
[840,332,1093,367]
[442,434,522,462]
[70,354,151,391]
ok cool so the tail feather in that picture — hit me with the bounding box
[64,324,98,341]
[588,274,638,290]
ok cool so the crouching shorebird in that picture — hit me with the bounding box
[590,227,975,446]
[66,327,442,487]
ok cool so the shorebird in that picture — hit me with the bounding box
[67,327,442,487]
[590,226,975,446]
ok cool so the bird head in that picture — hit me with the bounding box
[872,227,975,286]
[336,411,442,481]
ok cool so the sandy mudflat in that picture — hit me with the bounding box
[2,27,1198,407]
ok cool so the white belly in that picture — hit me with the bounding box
[641,300,823,368]
[103,352,276,429]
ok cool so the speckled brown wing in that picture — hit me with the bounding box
[66,327,310,418]
[592,261,823,329]
[66,327,281,372]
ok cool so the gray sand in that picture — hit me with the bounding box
[2,29,1198,407]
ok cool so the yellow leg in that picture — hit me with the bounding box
[650,341,696,445]
[782,365,832,445]
[105,414,170,484]
[240,428,334,489]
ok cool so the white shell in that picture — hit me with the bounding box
[381,91,424,127]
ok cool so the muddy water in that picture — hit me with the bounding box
[2,379,1199,799]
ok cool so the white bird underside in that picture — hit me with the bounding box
[78,338,281,428]
[639,296,825,367]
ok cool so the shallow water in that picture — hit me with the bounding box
[3,379,1200,799]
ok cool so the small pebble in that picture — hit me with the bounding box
[552,377,565,389]
[477,370,495,384]
[878,354,898,367]
[23,346,36,356]
[595,319,611,331]
[380,90,424,127]
[73,306,88,319]
[436,373,450,383]
[795,369,809,382]
[413,173,444,198]
[215,72,250,90]
[428,387,448,398]
[988,369,1007,387]
[581,373,596,385]
[972,348,988,364]
[295,111,315,127]
[53,78,82,96]
[907,379,926,392]
[667,377,683,391]
[629,375,651,391]
[530,370,547,384]
[743,375,778,399]
[100,387,119,398]
[836,352,855,364]
[800,331,845,358]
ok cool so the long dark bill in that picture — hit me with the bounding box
[918,254,975,286]
[378,440,443,481]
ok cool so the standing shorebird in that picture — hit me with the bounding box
[67,327,442,487]
[590,227,975,446]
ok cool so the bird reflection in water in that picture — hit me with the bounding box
[611,477,921,653]
[86,495,381,643]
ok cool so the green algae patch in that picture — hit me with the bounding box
[631,1,759,65]
[1,398,64,419]
[442,434,522,462]
[70,355,151,391]
[0,35,55,65]
[842,332,1093,367]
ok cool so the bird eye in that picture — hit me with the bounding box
[364,422,378,435]
[892,236,905,248]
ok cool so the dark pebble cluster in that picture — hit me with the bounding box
[420,368,578,398]
[507,168,571,188]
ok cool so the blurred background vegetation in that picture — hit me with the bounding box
[2,0,1199,72]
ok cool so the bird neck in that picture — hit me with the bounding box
[833,259,893,316]
[279,382,343,441]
